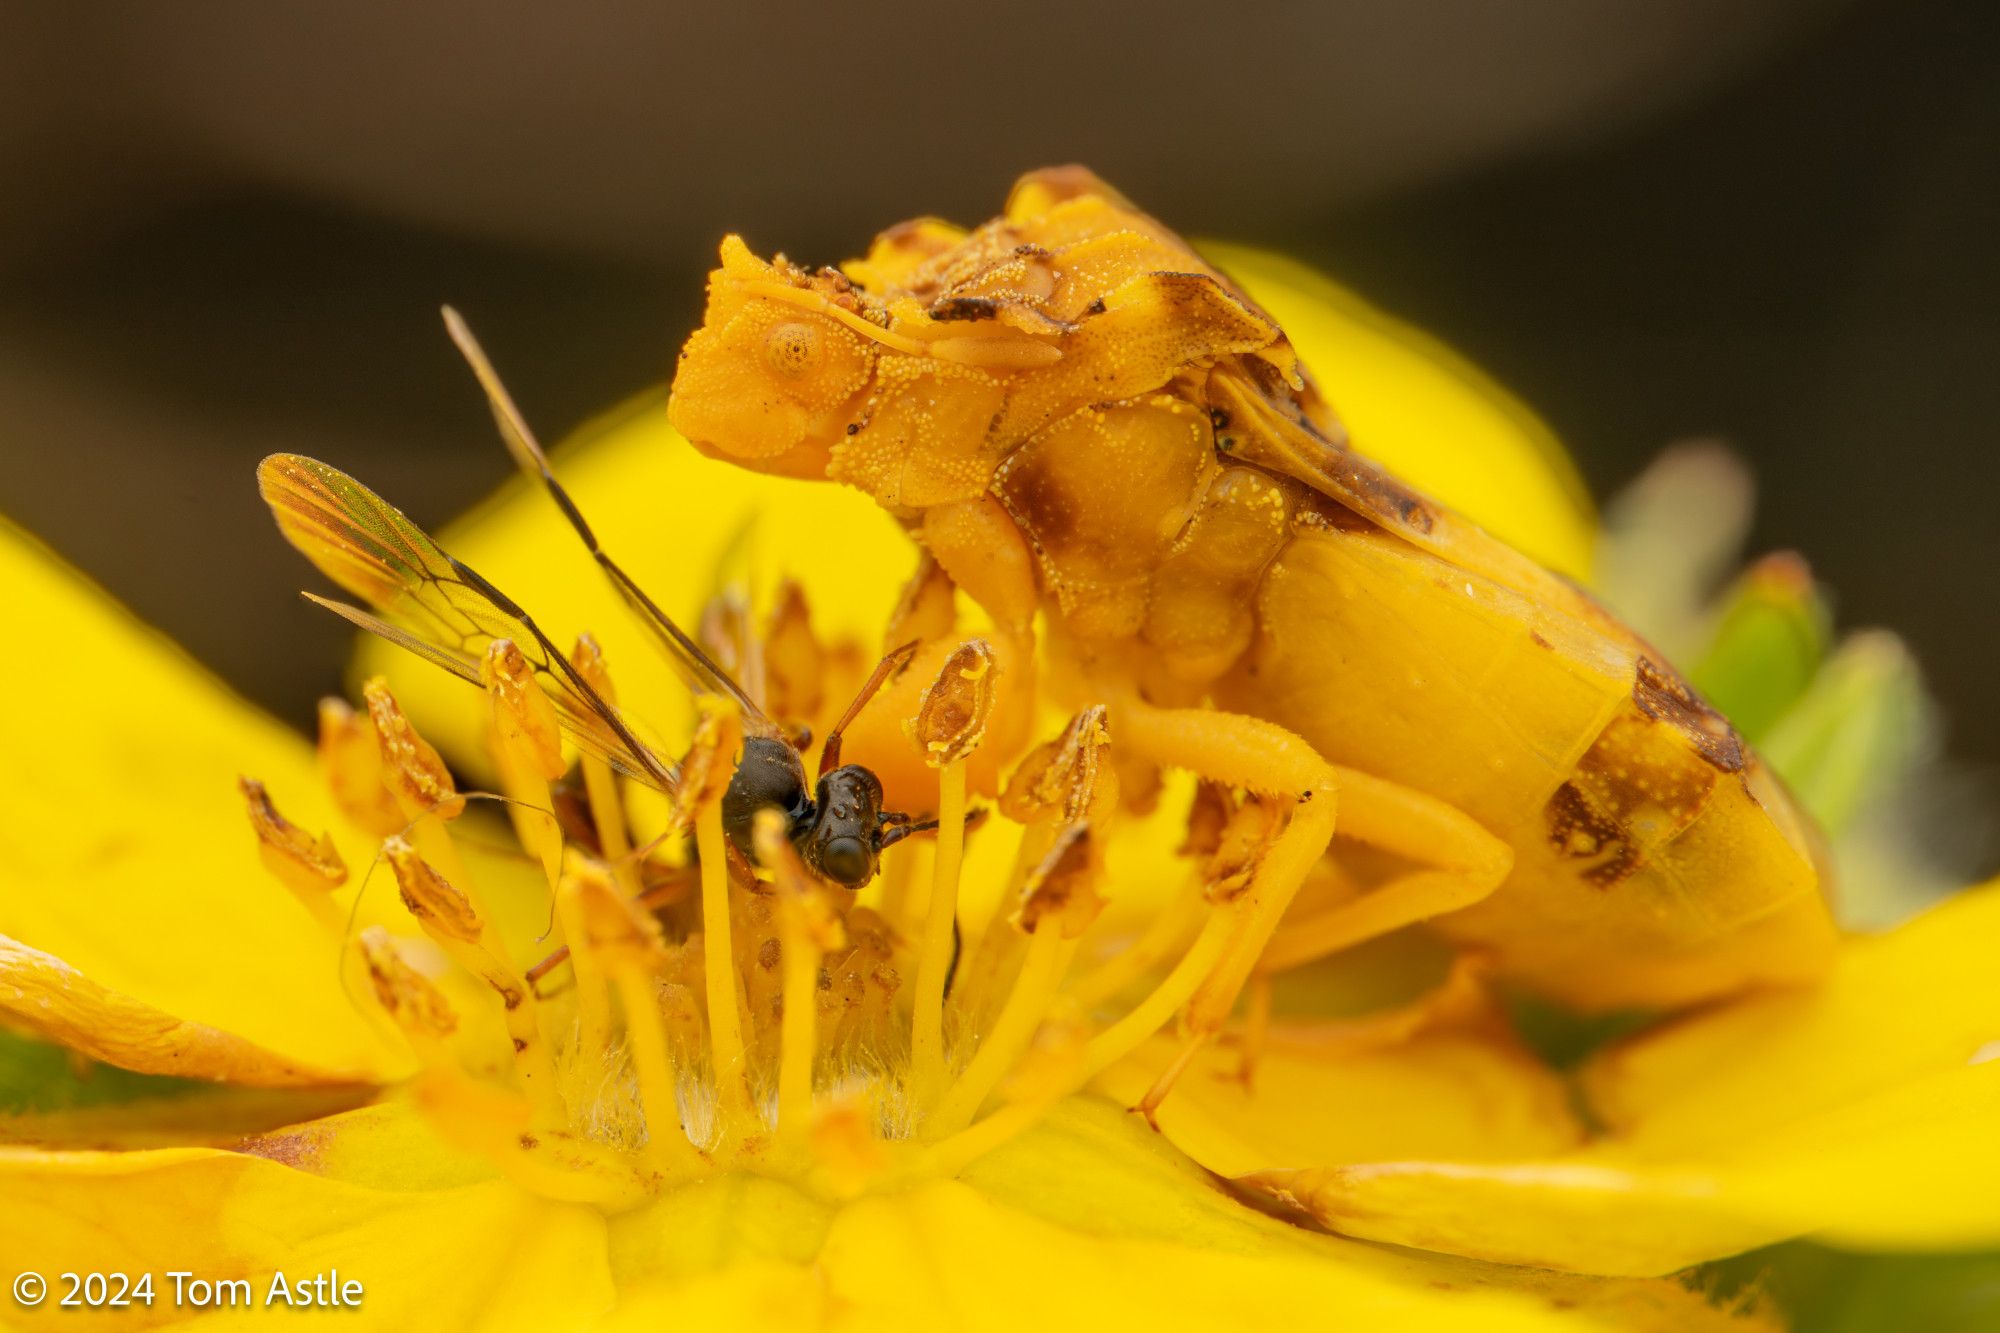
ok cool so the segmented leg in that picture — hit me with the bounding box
[1107,696,1338,1116]
[1111,695,1511,1116]
[1257,767,1512,973]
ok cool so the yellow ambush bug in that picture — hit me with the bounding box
[668,166,1839,1106]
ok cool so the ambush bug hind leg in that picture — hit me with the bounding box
[1108,694,1339,1118]
[1113,696,1512,1118]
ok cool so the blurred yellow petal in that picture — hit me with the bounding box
[601,1099,1760,1331]
[597,1099,1767,1331]
[1249,1061,2000,1277]
[0,935,368,1087]
[1581,877,2000,1152]
[1098,1026,1583,1176]
[1203,243,1596,578]
[0,1145,611,1331]
[0,519,400,1080]
[1239,884,2000,1276]
[237,1098,498,1192]
[809,1180,1586,1333]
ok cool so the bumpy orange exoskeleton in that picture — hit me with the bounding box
[668,167,1837,1106]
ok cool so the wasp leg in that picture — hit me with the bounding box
[1255,767,1512,975]
[1107,696,1340,1119]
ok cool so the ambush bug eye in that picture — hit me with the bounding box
[763,321,821,380]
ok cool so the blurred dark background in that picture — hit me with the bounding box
[1,0,1994,773]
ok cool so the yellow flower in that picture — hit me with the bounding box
[0,251,1992,1333]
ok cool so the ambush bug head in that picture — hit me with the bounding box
[668,235,887,479]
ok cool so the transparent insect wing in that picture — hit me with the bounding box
[257,452,678,792]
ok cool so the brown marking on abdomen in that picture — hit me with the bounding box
[1544,781,1640,888]
[1632,657,1746,773]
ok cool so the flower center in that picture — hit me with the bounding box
[243,599,1263,1210]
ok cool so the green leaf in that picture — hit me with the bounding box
[0,1028,208,1114]
[1690,553,1829,743]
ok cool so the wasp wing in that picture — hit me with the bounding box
[258,452,679,792]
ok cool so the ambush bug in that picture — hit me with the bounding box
[666,166,1838,1104]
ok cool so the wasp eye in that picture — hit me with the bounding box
[763,321,820,380]
[819,835,872,888]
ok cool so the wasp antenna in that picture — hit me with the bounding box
[440,307,769,723]
[820,639,921,777]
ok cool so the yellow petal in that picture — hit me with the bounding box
[1097,1025,1583,1177]
[1249,1061,2000,1277]
[602,1137,1753,1332]
[0,518,399,1080]
[1203,243,1596,579]
[236,1097,498,1192]
[0,1143,610,1331]
[808,1180,1585,1332]
[1241,883,2000,1275]
[0,935,368,1088]
[1581,877,2000,1153]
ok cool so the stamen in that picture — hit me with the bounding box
[907,640,997,1110]
[363,677,466,822]
[901,1017,1088,1181]
[356,925,457,1046]
[385,836,564,1123]
[1066,871,1203,1010]
[572,635,641,897]
[1075,910,1233,1089]
[681,699,759,1139]
[482,639,565,887]
[754,810,845,1143]
[237,777,347,932]
[930,825,1099,1134]
[567,864,707,1175]
[551,861,616,1074]
[317,697,405,836]
[363,677,477,900]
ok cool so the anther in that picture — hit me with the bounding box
[384,835,483,944]
[238,778,347,929]
[481,640,565,886]
[999,706,1115,828]
[482,639,566,781]
[386,836,562,1122]
[356,926,457,1042]
[1012,822,1107,938]
[317,697,405,836]
[761,581,827,724]
[362,677,465,821]
[909,639,997,765]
